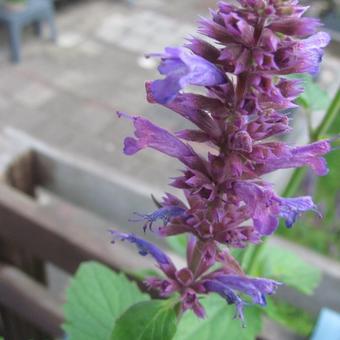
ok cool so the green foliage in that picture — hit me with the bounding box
[291,74,330,111]
[265,298,315,336]
[232,242,320,337]
[5,0,27,4]
[170,236,320,336]
[63,261,149,340]
[111,300,177,340]
[246,243,321,295]
[174,294,262,340]
[166,235,187,256]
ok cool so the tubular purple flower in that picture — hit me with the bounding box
[131,206,186,232]
[268,17,321,37]
[110,231,176,275]
[117,111,203,168]
[213,275,281,305]
[259,140,331,176]
[146,47,226,104]
[234,181,281,235]
[203,280,245,321]
[279,196,320,228]
[203,275,281,321]
[276,32,331,76]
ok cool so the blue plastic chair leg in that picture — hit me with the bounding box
[33,21,43,37]
[8,22,21,63]
[48,13,57,42]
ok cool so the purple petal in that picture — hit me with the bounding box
[118,112,197,162]
[145,277,177,297]
[185,37,220,62]
[214,275,282,305]
[181,289,206,318]
[269,18,321,37]
[203,280,245,321]
[277,32,331,76]
[175,129,211,143]
[279,196,320,228]
[110,231,176,274]
[130,206,186,232]
[259,140,331,176]
[146,89,224,141]
[234,182,280,235]
[147,47,226,104]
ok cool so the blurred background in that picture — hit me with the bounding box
[0,0,339,339]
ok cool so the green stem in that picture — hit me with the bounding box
[246,244,265,276]
[282,89,340,197]
[305,108,314,141]
[312,90,340,141]
[282,168,306,198]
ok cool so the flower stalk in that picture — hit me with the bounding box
[112,0,331,323]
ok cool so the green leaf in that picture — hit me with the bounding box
[166,234,187,257]
[111,300,177,340]
[63,261,150,340]
[251,244,321,295]
[264,298,315,336]
[174,294,262,340]
[291,73,330,111]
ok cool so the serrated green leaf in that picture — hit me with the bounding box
[252,244,321,295]
[63,261,150,340]
[174,294,262,340]
[264,298,315,336]
[111,300,177,340]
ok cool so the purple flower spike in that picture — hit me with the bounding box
[146,47,226,104]
[116,0,331,323]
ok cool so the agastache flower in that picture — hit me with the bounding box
[110,232,281,321]
[146,47,226,104]
[113,0,331,322]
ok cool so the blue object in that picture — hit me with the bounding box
[311,308,340,340]
[0,0,57,63]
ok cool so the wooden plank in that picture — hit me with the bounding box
[0,264,63,337]
[4,126,164,234]
[3,129,340,316]
[0,134,47,339]
[0,183,155,275]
